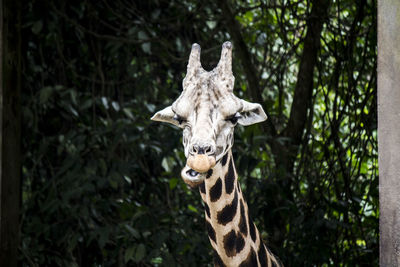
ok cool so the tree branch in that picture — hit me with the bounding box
[283,0,330,145]
[218,0,277,136]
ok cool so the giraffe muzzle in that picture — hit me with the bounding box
[181,165,206,187]
[180,154,216,187]
[186,154,216,173]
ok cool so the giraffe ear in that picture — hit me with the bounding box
[151,106,180,127]
[238,100,268,126]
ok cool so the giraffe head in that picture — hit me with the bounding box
[152,42,267,186]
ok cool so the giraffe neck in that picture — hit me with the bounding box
[199,150,280,267]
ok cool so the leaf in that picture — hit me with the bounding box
[39,86,53,104]
[161,158,170,172]
[138,31,152,54]
[244,11,253,22]
[68,104,79,117]
[124,225,140,239]
[188,204,198,213]
[145,103,155,113]
[111,101,120,111]
[138,31,148,40]
[141,43,151,54]
[109,179,118,190]
[80,99,93,110]
[124,246,136,263]
[206,21,216,29]
[151,257,163,264]
[98,228,109,248]
[69,90,77,105]
[257,33,267,45]
[124,175,132,184]
[101,97,109,109]
[135,244,146,262]
[169,178,178,190]
[152,9,161,20]
[127,27,137,35]
[123,108,134,120]
[32,21,43,34]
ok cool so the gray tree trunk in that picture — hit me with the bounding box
[0,0,21,265]
[378,1,400,266]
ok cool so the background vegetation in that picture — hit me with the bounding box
[20,0,377,266]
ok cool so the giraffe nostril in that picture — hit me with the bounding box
[191,144,215,155]
[198,145,214,155]
[192,145,199,154]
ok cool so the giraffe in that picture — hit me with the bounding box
[151,42,281,267]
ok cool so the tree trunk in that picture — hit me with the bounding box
[0,0,21,265]
[219,0,331,248]
[378,1,400,265]
[280,0,330,174]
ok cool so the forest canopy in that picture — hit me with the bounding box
[20,0,377,266]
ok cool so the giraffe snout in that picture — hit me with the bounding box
[186,154,216,173]
[191,144,215,156]
[187,143,216,173]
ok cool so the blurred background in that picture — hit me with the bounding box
[20,0,377,266]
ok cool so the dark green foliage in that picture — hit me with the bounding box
[20,0,377,266]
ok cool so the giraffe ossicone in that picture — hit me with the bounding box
[152,42,281,266]
[151,41,267,186]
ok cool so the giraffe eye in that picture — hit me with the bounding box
[173,114,186,124]
[226,112,242,124]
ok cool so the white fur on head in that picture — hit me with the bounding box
[151,42,268,185]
